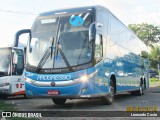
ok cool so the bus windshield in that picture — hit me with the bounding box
[27,11,94,71]
[0,48,11,76]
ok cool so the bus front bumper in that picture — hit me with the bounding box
[25,78,109,99]
[26,93,109,99]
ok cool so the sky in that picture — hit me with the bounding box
[0,0,160,47]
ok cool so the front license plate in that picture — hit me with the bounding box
[48,90,59,95]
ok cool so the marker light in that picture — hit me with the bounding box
[0,83,10,87]
[25,78,32,83]
[51,82,55,86]
[80,75,89,82]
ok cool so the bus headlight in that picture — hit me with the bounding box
[79,69,98,83]
[0,83,10,87]
[80,75,89,82]
[25,78,32,83]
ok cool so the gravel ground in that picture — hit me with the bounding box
[1,87,160,120]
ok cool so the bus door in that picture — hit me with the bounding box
[11,49,25,95]
[94,34,108,94]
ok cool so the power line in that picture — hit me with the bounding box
[0,9,158,25]
[0,9,38,15]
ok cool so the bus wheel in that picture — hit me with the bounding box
[141,79,147,95]
[52,98,66,105]
[131,81,144,96]
[24,94,29,99]
[101,81,114,105]
[137,83,143,96]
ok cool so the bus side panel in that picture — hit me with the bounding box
[115,48,141,92]
[103,13,145,93]
[94,61,109,94]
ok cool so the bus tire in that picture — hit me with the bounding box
[52,98,66,105]
[142,79,146,94]
[131,81,144,96]
[24,94,29,99]
[144,79,146,90]
[101,81,114,105]
[137,83,143,96]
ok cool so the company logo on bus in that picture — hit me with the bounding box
[37,75,72,81]
[25,72,33,77]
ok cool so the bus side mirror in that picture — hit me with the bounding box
[15,29,31,47]
[89,23,96,42]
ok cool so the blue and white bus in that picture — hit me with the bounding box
[18,6,149,105]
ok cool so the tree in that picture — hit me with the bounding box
[128,23,160,48]
[149,45,160,69]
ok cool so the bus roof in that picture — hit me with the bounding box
[38,5,148,52]
[39,5,105,16]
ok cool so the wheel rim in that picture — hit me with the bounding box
[140,85,143,94]
[108,85,114,102]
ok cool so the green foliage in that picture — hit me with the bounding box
[0,100,37,120]
[141,51,148,59]
[128,23,160,69]
[0,100,16,111]
[150,78,159,81]
[149,45,160,69]
[128,23,160,48]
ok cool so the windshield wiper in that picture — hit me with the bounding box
[35,47,51,72]
[50,37,54,58]
[57,42,74,72]
[76,34,88,70]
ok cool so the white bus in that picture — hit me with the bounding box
[0,29,30,98]
[0,47,25,98]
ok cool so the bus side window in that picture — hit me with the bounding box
[95,34,103,62]
[17,55,24,74]
[12,49,24,75]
